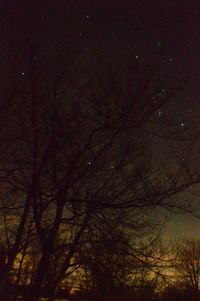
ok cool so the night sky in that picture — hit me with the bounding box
[2,0,200,240]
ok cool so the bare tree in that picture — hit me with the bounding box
[0,3,199,301]
[175,239,200,301]
[0,53,199,301]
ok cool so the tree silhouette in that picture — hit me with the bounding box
[175,239,200,301]
[0,2,199,301]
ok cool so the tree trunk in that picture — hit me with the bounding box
[26,249,51,301]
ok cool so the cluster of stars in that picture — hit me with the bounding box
[16,5,196,142]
